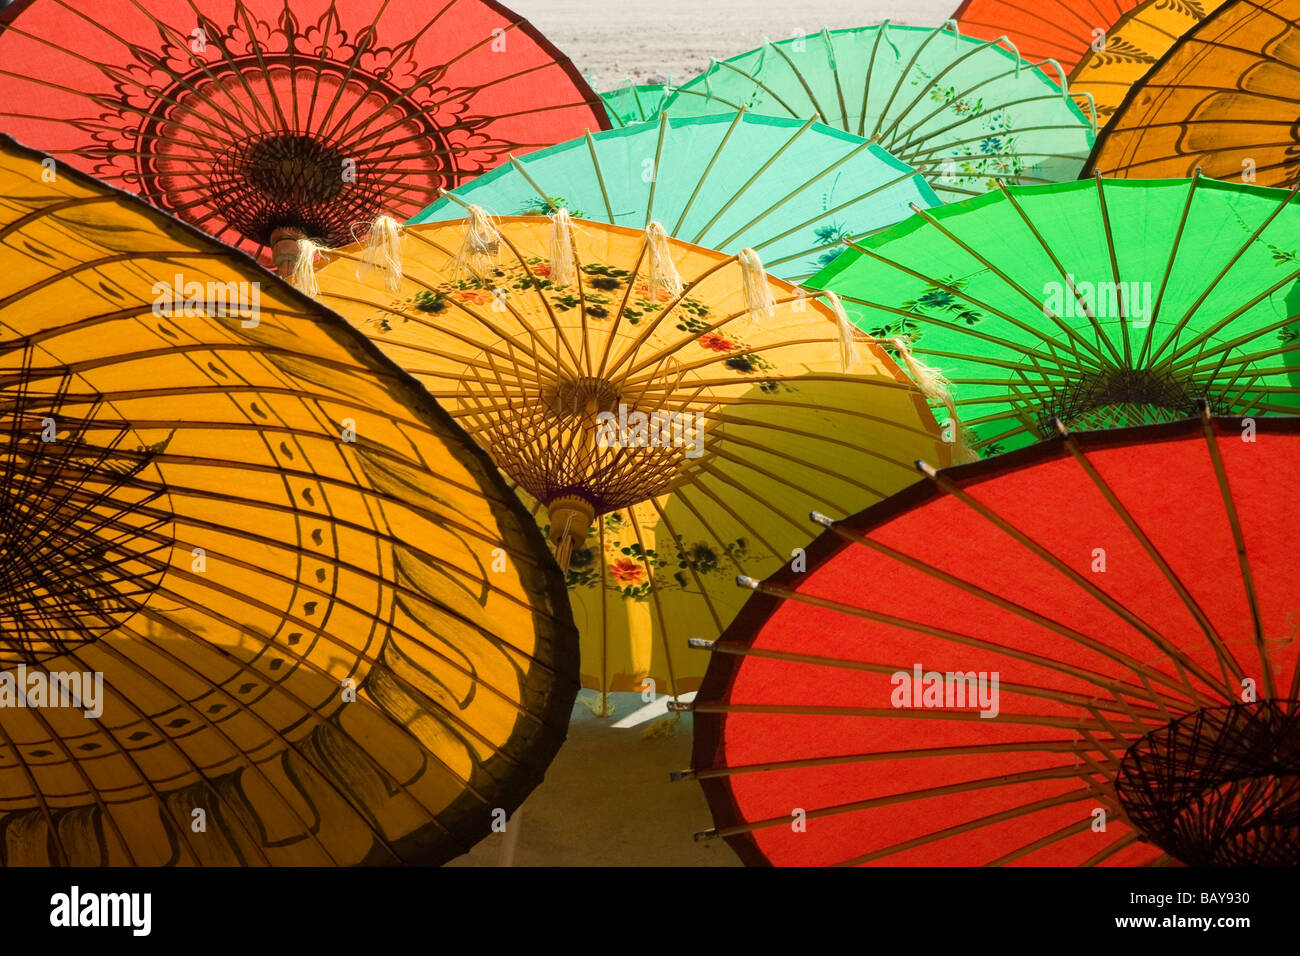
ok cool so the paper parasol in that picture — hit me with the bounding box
[951,0,1143,73]
[808,176,1300,457]
[658,23,1096,203]
[0,0,607,265]
[411,112,941,282]
[600,81,673,129]
[686,412,1300,866]
[0,134,577,865]
[1067,0,1228,124]
[1082,0,1300,187]
[311,216,954,702]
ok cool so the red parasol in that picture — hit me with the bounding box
[685,410,1300,866]
[0,0,606,265]
[950,0,1144,73]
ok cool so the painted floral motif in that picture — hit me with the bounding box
[1229,208,1300,344]
[609,558,646,586]
[518,196,586,218]
[699,333,737,352]
[556,510,753,601]
[909,67,1026,193]
[812,221,852,272]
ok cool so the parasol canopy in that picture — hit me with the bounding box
[0,0,607,265]
[1067,0,1228,124]
[687,412,1300,866]
[410,112,942,282]
[1082,0,1300,187]
[311,216,954,702]
[951,0,1145,73]
[601,81,673,129]
[807,176,1300,457]
[0,133,577,865]
[658,23,1096,202]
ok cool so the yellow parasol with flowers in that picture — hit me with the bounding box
[312,213,957,710]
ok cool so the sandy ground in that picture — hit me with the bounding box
[448,694,740,867]
[509,0,961,91]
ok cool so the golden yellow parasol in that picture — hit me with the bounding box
[1083,0,1300,185]
[1068,0,1229,124]
[311,214,954,707]
[0,134,577,865]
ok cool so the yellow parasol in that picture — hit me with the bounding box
[1083,0,1300,185]
[1068,0,1229,124]
[0,135,577,865]
[312,214,954,707]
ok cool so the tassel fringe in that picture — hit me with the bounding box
[891,337,979,462]
[452,205,501,278]
[578,691,615,718]
[357,213,404,292]
[738,248,776,322]
[890,336,951,404]
[824,292,861,373]
[548,209,577,289]
[640,710,682,740]
[645,222,684,299]
[289,238,326,298]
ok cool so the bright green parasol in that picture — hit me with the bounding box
[601,81,674,128]
[659,22,1096,203]
[806,176,1300,456]
[411,111,940,281]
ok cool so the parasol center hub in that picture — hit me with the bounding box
[1115,701,1300,866]
[1040,365,1203,433]
[546,495,596,572]
[243,134,348,205]
[541,377,622,420]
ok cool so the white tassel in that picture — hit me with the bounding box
[824,291,861,373]
[357,213,404,292]
[452,205,500,278]
[645,221,684,299]
[890,337,978,463]
[890,336,952,405]
[577,690,615,718]
[548,209,577,289]
[289,238,326,298]
[738,248,776,322]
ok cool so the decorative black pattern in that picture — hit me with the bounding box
[1116,701,1300,866]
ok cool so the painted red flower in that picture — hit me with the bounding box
[458,289,496,305]
[699,333,736,352]
[636,282,675,303]
[609,558,645,585]
[533,264,552,278]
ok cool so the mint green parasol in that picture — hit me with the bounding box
[411,111,940,281]
[660,22,1097,203]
